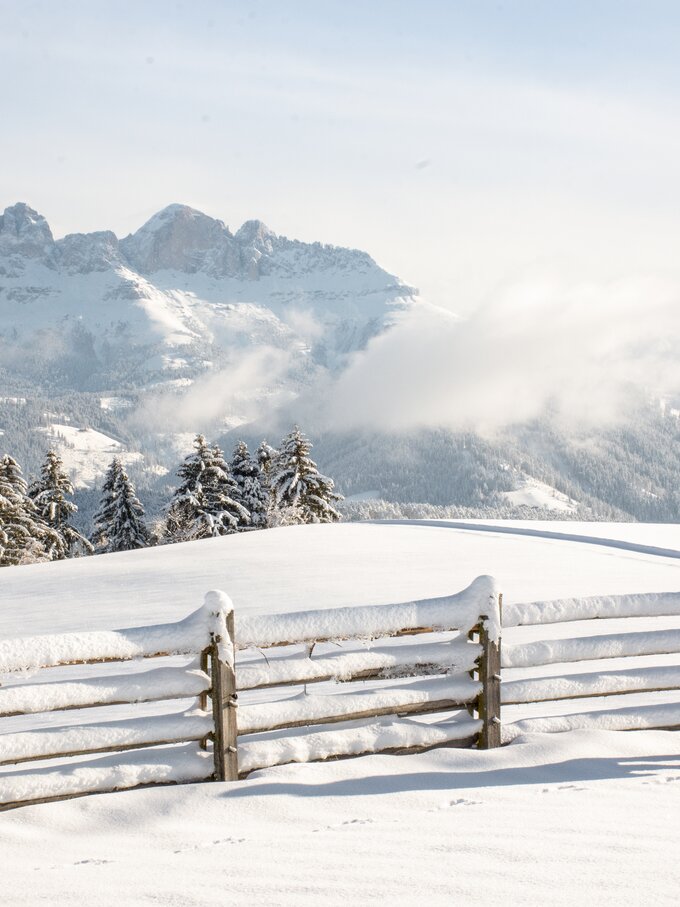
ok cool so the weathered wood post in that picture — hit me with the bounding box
[199,648,210,750]
[210,609,239,781]
[477,592,502,749]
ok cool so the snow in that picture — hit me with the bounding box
[506,703,680,737]
[239,714,481,774]
[36,423,142,490]
[0,710,212,766]
[0,666,210,717]
[237,637,479,690]
[238,676,480,735]
[502,665,680,704]
[503,628,680,668]
[1,730,679,905]
[0,602,226,673]
[236,575,500,648]
[0,743,211,807]
[3,521,680,639]
[505,590,680,626]
[0,520,680,903]
[502,477,578,513]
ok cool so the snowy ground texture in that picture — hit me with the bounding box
[1,520,680,904]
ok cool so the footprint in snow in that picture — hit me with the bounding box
[541,785,587,793]
[174,837,246,853]
[312,818,374,832]
[433,798,481,810]
[35,858,115,871]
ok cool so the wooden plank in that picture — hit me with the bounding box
[236,637,480,692]
[239,732,480,777]
[239,663,458,692]
[503,665,680,705]
[0,650,204,672]
[0,668,210,719]
[0,773,214,812]
[210,611,238,782]
[0,733,209,767]
[237,697,471,736]
[477,595,502,749]
[503,627,680,669]
[238,625,462,652]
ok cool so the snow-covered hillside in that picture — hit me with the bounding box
[1,520,679,904]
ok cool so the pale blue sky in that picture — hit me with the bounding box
[2,0,680,310]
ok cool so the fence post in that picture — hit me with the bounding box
[210,609,239,781]
[477,593,502,749]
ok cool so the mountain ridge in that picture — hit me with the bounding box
[0,201,422,395]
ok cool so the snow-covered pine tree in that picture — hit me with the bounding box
[256,440,278,488]
[92,458,150,552]
[164,435,249,542]
[108,463,150,552]
[29,449,93,558]
[0,455,62,566]
[205,443,250,533]
[269,427,343,524]
[91,457,121,552]
[230,441,269,529]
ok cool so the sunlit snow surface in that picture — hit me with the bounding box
[0,520,679,904]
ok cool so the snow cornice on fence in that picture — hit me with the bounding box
[235,575,500,650]
[504,591,680,628]
[0,596,234,674]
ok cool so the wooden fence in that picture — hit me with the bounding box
[501,592,680,734]
[0,578,501,809]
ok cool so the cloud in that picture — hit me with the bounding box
[320,276,680,434]
[130,345,294,435]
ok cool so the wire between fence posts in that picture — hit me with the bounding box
[477,593,502,749]
[210,609,239,781]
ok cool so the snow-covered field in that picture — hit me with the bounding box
[1,520,680,904]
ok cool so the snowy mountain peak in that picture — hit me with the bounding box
[0,202,54,261]
[235,219,274,245]
[120,204,235,275]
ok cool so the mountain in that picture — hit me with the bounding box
[3,201,680,525]
[0,201,420,394]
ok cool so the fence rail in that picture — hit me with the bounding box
[0,577,501,810]
[502,591,680,737]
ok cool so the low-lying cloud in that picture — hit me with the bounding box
[320,276,680,435]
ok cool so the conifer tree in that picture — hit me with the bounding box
[269,427,343,524]
[29,449,93,558]
[256,440,278,487]
[0,455,61,566]
[91,458,122,551]
[92,458,150,552]
[230,441,269,529]
[164,435,249,542]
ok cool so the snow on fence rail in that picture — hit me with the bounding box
[502,591,680,737]
[0,577,501,810]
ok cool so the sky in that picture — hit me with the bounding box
[3,0,680,315]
